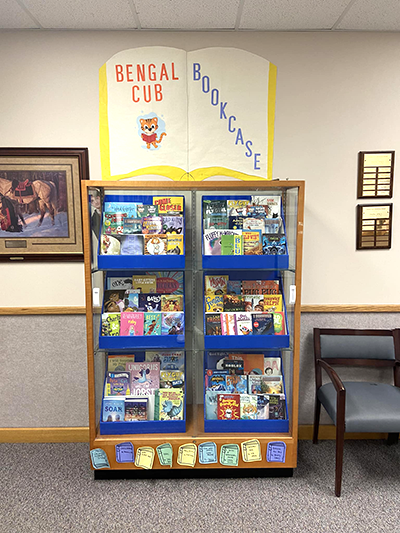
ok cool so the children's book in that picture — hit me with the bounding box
[161,312,184,335]
[104,290,126,313]
[124,290,140,312]
[227,199,250,215]
[217,394,240,420]
[166,234,184,255]
[242,217,266,233]
[264,218,282,234]
[139,293,162,312]
[252,313,275,335]
[264,357,282,376]
[145,350,185,371]
[144,234,168,255]
[107,355,136,372]
[153,196,184,214]
[243,295,265,312]
[205,275,228,295]
[205,313,222,336]
[104,201,139,219]
[100,234,121,255]
[262,377,283,395]
[205,294,224,313]
[235,312,253,335]
[223,294,245,312]
[230,353,264,375]
[123,217,142,234]
[137,204,159,218]
[247,375,264,394]
[101,313,120,336]
[205,370,228,391]
[132,275,157,294]
[143,313,162,335]
[120,312,144,336]
[105,372,131,396]
[262,234,286,255]
[161,294,184,312]
[102,398,125,422]
[243,230,262,255]
[107,277,133,290]
[142,216,163,234]
[263,294,283,313]
[153,271,184,294]
[242,279,280,295]
[155,389,184,420]
[160,370,185,389]
[226,374,247,394]
[203,199,227,218]
[246,205,268,218]
[203,229,241,256]
[162,215,183,234]
[127,362,160,396]
[240,394,258,419]
[222,358,244,374]
[251,195,281,218]
[229,215,245,230]
[103,212,125,235]
[269,394,286,419]
[120,235,143,255]
[273,312,286,335]
[124,397,148,421]
[227,279,241,295]
[256,394,270,419]
[205,390,219,420]
[204,214,229,230]
[220,313,237,335]
[206,351,231,370]
[220,234,243,255]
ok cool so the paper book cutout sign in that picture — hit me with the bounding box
[156,443,173,467]
[198,442,218,464]
[241,439,262,462]
[99,46,277,181]
[266,441,286,463]
[177,443,197,467]
[115,442,134,463]
[135,447,155,470]
[220,444,240,466]
[90,448,110,469]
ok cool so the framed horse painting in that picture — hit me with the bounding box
[0,148,89,261]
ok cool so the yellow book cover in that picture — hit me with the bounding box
[263,294,283,313]
[166,234,183,255]
[131,275,157,293]
[153,196,184,213]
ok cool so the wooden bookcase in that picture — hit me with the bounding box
[81,180,304,476]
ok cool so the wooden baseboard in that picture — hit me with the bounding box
[301,304,400,313]
[0,307,86,315]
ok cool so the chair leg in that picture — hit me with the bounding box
[313,397,321,444]
[335,423,345,497]
[387,433,399,445]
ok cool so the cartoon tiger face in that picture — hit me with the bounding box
[140,117,158,134]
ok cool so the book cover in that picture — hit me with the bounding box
[166,234,184,255]
[102,398,125,422]
[160,370,185,389]
[204,275,228,295]
[162,215,183,234]
[142,216,163,234]
[101,313,120,336]
[246,205,268,218]
[247,375,264,394]
[262,234,286,255]
[252,313,275,335]
[226,374,247,394]
[240,394,258,419]
[205,294,224,313]
[273,312,286,336]
[132,275,157,293]
[243,230,262,255]
[104,290,126,313]
[205,313,222,336]
[227,199,250,214]
[235,312,253,335]
[137,204,159,217]
[127,361,160,396]
[153,271,184,294]
[256,394,270,419]
[220,234,242,255]
[269,394,286,419]
[264,356,282,376]
[145,350,185,371]
[203,199,227,217]
[206,351,231,370]
[203,229,241,256]
[204,213,229,230]
[242,217,266,233]
[263,377,283,394]
[120,312,144,336]
[242,279,280,295]
[143,313,162,335]
[217,394,240,420]
[153,196,184,214]
[227,279,241,295]
[124,397,148,421]
[156,389,184,420]
[139,293,162,312]
[251,195,281,218]
[123,217,142,234]
[205,369,228,391]
[161,294,184,312]
[144,234,168,255]
[103,212,125,235]
[264,218,282,234]
[222,358,244,374]
[228,215,244,230]
[230,353,264,375]
[120,235,143,255]
[243,295,265,312]
[124,290,139,312]
[107,354,135,372]
[223,294,245,312]
[220,313,237,335]
[103,201,139,219]
[205,390,219,420]
[263,294,283,313]
[107,277,132,290]
[105,371,131,396]
[161,312,184,335]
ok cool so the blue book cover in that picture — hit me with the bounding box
[252,313,275,335]
[144,313,162,335]
[227,280,242,295]
[161,312,184,335]
[139,293,162,312]
[120,235,143,255]
[124,291,139,312]
[205,370,228,391]
[205,391,219,420]
[145,350,185,371]
[102,398,125,422]
[226,374,247,394]
[104,201,140,219]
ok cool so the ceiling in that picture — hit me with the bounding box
[1,0,400,32]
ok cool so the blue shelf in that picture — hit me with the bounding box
[99,334,185,350]
[100,418,186,435]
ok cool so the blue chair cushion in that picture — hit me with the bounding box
[318,382,400,433]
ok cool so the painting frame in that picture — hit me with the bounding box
[0,147,89,262]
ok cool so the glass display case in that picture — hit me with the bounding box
[82,180,304,476]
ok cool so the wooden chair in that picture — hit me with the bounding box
[313,328,400,497]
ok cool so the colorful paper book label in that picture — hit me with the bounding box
[198,442,218,464]
[267,441,286,463]
[115,442,134,463]
[90,448,110,469]
[241,439,262,462]
[135,447,155,470]
[177,443,197,467]
[156,443,173,467]
[220,444,240,467]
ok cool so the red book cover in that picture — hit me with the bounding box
[217,394,240,420]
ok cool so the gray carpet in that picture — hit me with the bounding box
[1,440,400,532]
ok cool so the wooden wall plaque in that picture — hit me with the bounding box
[357,151,394,199]
[356,204,392,250]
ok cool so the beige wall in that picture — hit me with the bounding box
[0,30,399,306]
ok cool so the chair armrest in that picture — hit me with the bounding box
[317,360,345,393]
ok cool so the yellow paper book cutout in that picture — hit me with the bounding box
[241,439,262,463]
[177,443,197,467]
[135,447,155,470]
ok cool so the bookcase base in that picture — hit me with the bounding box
[94,467,294,480]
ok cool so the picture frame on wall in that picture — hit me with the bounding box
[0,147,89,261]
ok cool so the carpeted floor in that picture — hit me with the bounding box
[0,440,400,532]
